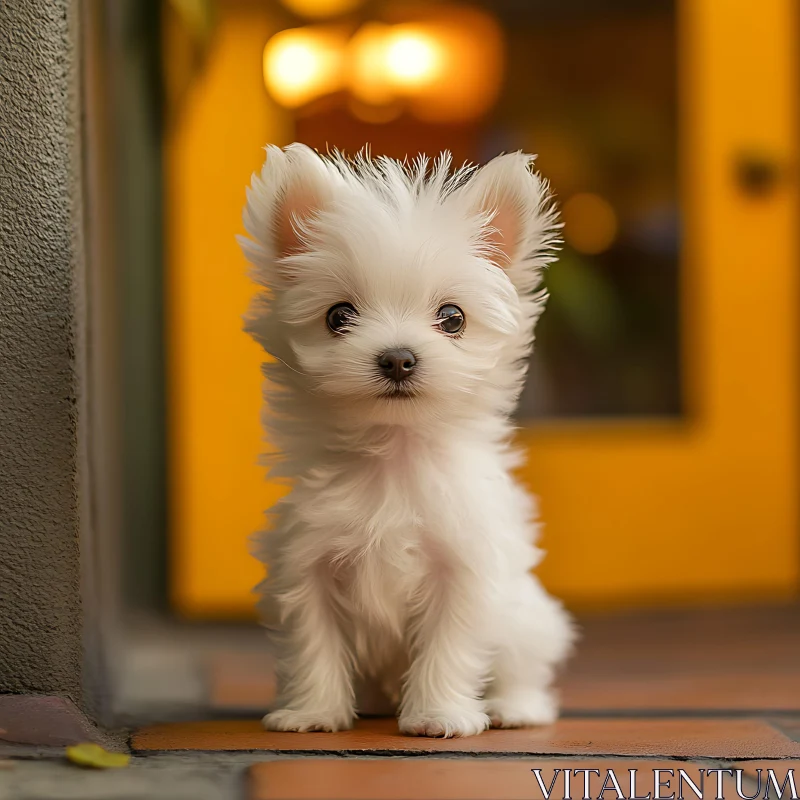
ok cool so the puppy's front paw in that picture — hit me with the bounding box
[399,708,490,738]
[486,688,558,728]
[262,709,353,733]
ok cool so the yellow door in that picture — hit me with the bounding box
[166,0,799,617]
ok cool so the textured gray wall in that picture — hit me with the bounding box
[0,0,84,701]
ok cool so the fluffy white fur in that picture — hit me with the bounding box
[239,143,575,738]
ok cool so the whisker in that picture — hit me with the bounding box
[269,354,310,379]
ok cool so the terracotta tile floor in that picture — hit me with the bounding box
[247,759,736,800]
[132,716,800,759]
[130,606,800,799]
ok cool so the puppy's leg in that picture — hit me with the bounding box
[485,575,575,728]
[398,559,492,738]
[263,560,355,732]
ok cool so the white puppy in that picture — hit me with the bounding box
[239,144,575,738]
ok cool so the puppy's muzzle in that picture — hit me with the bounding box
[377,349,417,383]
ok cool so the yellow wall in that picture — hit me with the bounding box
[165,2,290,616]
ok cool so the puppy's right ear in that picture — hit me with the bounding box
[239,143,334,282]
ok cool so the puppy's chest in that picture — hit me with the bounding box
[304,452,442,570]
[306,452,440,536]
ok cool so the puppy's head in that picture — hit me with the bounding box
[241,144,559,428]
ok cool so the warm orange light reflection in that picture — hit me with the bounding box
[346,22,394,106]
[347,97,403,124]
[280,0,364,19]
[397,7,504,123]
[263,26,347,108]
[562,193,619,255]
[385,29,442,87]
[347,23,444,105]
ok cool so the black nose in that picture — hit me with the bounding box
[377,348,417,382]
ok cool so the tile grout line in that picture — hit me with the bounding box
[128,748,800,761]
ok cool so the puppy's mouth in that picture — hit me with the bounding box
[379,384,419,400]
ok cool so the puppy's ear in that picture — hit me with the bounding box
[240,143,335,281]
[457,152,560,291]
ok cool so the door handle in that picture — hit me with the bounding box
[735,150,785,197]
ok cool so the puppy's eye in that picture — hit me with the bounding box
[326,303,358,334]
[435,304,465,335]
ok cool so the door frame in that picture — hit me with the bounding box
[520,0,800,608]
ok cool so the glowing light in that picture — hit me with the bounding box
[263,27,346,108]
[346,9,503,122]
[273,42,317,89]
[562,193,619,255]
[384,31,441,87]
[346,22,394,106]
[267,7,504,121]
[280,0,363,19]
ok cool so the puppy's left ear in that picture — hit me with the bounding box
[457,152,560,291]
